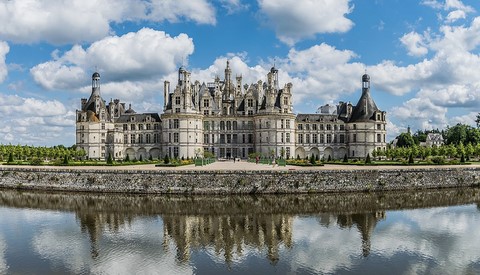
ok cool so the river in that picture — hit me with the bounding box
[0,188,479,274]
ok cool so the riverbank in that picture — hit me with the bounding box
[1,162,480,194]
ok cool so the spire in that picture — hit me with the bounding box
[349,73,379,122]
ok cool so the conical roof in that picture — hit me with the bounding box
[349,89,379,122]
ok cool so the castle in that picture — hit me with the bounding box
[76,61,387,160]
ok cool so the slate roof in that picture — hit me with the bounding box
[349,89,380,123]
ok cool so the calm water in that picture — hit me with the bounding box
[0,189,480,274]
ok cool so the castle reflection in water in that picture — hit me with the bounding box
[75,208,384,263]
[2,188,479,265]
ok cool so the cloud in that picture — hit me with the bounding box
[0,41,9,83]
[0,0,215,44]
[219,0,249,14]
[258,0,354,45]
[390,97,448,131]
[31,28,194,94]
[421,0,475,23]
[0,94,72,145]
[400,31,429,57]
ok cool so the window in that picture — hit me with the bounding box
[320,134,324,143]
[334,125,338,131]
[247,98,254,107]
[138,124,143,130]
[286,133,290,143]
[298,124,303,130]
[353,124,357,130]
[326,124,332,131]
[233,121,237,130]
[320,124,324,130]
[154,133,160,143]
[101,123,105,130]
[227,121,232,130]
[306,134,310,143]
[138,134,143,144]
[305,124,310,131]
[248,110,254,115]
[204,110,209,115]
[339,124,345,131]
[233,134,237,144]
[175,97,181,105]
[123,134,128,144]
[286,147,290,159]
[312,124,317,131]
[248,134,253,143]
[377,134,382,142]
[175,108,180,113]
[204,121,209,130]
[242,134,246,143]
[130,124,135,131]
[220,121,225,130]
[154,123,159,130]
[220,134,225,144]
[130,134,135,144]
[377,124,382,130]
[173,147,179,158]
[248,121,253,129]
[281,119,284,129]
[281,133,284,142]
[353,134,357,142]
[227,134,232,144]
[173,119,179,129]
[168,133,171,143]
[312,134,318,143]
[284,97,288,105]
[203,99,209,107]
[326,134,332,143]
[339,134,345,143]
[173,133,179,143]
[146,134,151,143]
[298,134,304,144]
[204,134,209,143]
[286,120,290,129]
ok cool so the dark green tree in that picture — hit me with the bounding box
[63,155,69,165]
[107,154,113,165]
[343,154,348,163]
[365,153,371,164]
[396,132,415,147]
[327,155,332,162]
[125,154,130,162]
[310,154,315,165]
[164,154,170,164]
[408,153,414,164]
[7,152,13,163]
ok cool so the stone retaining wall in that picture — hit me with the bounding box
[1,166,480,194]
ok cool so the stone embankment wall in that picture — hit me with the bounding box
[1,166,480,194]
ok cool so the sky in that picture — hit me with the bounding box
[0,0,479,146]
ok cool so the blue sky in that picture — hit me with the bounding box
[0,0,479,146]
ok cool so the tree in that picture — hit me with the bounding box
[107,154,113,165]
[125,154,130,162]
[7,152,13,163]
[63,155,69,165]
[310,154,315,165]
[476,113,480,128]
[164,154,170,164]
[343,154,348,163]
[396,132,415,147]
[408,153,414,164]
[365,153,371,164]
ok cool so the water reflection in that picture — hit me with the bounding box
[0,188,479,274]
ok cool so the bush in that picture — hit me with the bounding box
[63,155,69,165]
[310,154,315,165]
[107,154,113,165]
[30,158,43,166]
[431,156,445,164]
[343,154,348,163]
[164,154,170,164]
[365,153,371,164]
[7,153,13,163]
[408,153,414,164]
[125,154,130,162]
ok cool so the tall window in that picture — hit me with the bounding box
[130,134,135,144]
[146,134,151,143]
[130,124,135,130]
[298,124,303,130]
[138,134,143,144]
[175,97,181,105]
[286,120,290,129]
[220,121,225,130]
[173,119,179,129]
[173,133,179,143]
[298,134,304,143]
[305,134,310,143]
[312,134,318,143]
[326,134,332,143]
[286,133,290,143]
[247,99,254,107]
[203,99,209,107]
[124,134,128,144]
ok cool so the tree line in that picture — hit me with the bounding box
[0,144,86,162]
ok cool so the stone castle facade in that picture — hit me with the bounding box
[76,62,386,160]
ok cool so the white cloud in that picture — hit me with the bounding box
[219,0,249,14]
[390,97,448,131]
[0,41,9,83]
[446,9,467,22]
[421,0,475,23]
[400,31,429,57]
[0,94,72,145]
[31,28,194,93]
[258,0,354,45]
[0,0,215,44]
